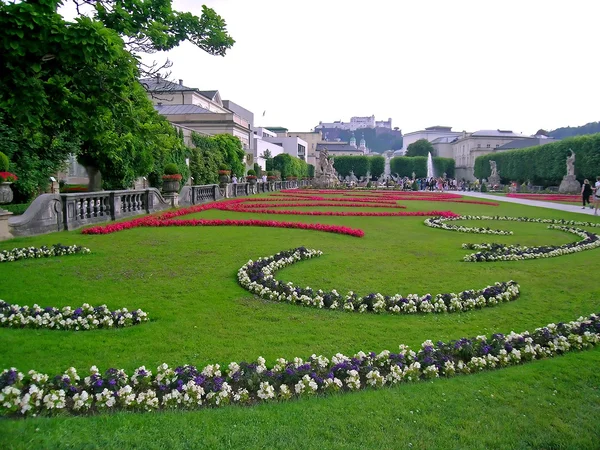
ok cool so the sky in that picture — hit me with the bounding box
[64,0,600,135]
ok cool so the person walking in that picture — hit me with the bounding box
[581,179,593,209]
[594,176,600,215]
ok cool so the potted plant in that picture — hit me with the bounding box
[266,171,277,181]
[246,169,257,184]
[218,164,231,185]
[162,163,182,193]
[0,151,17,204]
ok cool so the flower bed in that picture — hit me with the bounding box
[237,202,407,209]
[462,225,600,262]
[1,313,597,417]
[507,193,580,202]
[0,244,90,263]
[426,215,600,236]
[0,301,148,331]
[238,247,520,314]
[83,217,364,238]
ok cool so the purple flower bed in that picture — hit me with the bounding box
[1,313,598,416]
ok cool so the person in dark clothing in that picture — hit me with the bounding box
[581,179,593,209]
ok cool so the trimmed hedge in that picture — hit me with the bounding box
[390,157,455,178]
[370,155,385,178]
[474,134,600,185]
[332,155,385,178]
[271,154,310,179]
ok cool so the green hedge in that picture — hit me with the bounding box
[333,156,369,178]
[369,156,385,178]
[473,134,600,185]
[332,155,385,178]
[271,153,310,179]
[390,157,455,178]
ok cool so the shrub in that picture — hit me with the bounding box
[369,155,385,178]
[0,151,8,172]
[253,163,261,177]
[164,163,180,175]
[412,180,419,191]
[481,183,488,192]
[247,169,256,176]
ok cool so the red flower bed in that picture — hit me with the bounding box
[238,202,406,209]
[0,171,18,182]
[162,174,183,181]
[216,203,459,218]
[83,217,364,237]
[506,193,580,202]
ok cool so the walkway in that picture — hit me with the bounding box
[457,191,599,217]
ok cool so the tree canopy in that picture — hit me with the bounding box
[0,0,234,198]
[405,139,435,157]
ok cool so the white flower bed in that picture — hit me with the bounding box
[425,215,600,236]
[0,301,149,331]
[1,313,598,417]
[0,244,90,263]
[462,225,600,262]
[237,248,520,314]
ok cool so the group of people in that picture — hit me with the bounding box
[581,176,600,215]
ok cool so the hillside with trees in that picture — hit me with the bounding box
[548,121,600,139]
[318,127,403,153]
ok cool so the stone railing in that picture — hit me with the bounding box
[4,180,312,239]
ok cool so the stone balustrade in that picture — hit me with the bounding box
[3,180,311,240]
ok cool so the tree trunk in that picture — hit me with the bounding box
[85,166,103,192]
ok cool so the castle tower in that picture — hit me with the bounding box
[350,132,357,148]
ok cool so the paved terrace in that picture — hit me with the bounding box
[457,191,598,216]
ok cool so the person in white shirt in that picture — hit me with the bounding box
[594,176,600,215]
[231,175,238,184]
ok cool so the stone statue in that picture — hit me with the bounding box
[312,147,339,188]
[490,160,498,177]
[411,171,416,180]
[566,149,575,176]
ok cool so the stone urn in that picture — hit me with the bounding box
[247,176,257,185]
[0,182,13,204]
[162,180,180,193]
[219,171,231,187]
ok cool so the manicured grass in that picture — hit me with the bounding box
[1,193,600,449]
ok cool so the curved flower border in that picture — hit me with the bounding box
[1,313,598,417]
[0,301,148,331]
[0,244,90,263]
[237,247,520,314]
[462,225,600,262]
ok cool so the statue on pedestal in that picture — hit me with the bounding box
[559,149,581,194]
[313,147,339,188]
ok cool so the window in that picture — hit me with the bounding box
[486,144,491,148]
[477,144,481,148]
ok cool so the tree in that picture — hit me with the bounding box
[259,149,273,160]
[405,139,435,157]
[0,0,234,196]
[73,0,235,78]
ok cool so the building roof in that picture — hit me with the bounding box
[471,129,528,138]
[140,77,197,92]
[495,137,557,150]
[155,104,212,115]
[316,143,363,152]
[198,90,219,101]
[265,126,289,133]
[431,136,458,144]
[425,126,453,131]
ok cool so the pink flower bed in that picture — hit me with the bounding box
[506,193,580,202]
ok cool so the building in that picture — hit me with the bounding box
[252,128,284,171]
[401,126,462,154]
[452,129,532,180]
[141,77,253,152]
[252,127,308,169]
[264,129,322,167]
[431,136,458,158]
[315,115,392,131]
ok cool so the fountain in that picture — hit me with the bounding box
[427,152,435,178]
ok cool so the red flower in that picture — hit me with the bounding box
[0,171,18,182]
[162,174,183,181]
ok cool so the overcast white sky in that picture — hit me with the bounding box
[66,0,600,135]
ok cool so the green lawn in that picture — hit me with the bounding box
[1,195,600,449]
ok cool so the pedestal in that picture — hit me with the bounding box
[163,192,179,208]
[559,175,581,194]
[0,209,13,241]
